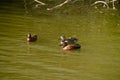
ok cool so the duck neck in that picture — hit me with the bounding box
[28,33,31,38]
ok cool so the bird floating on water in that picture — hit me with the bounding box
[27,33,37,42]
[59,36,81,50]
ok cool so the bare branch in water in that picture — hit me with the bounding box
[34,0,46,5]
[91,0,117,9]
[47,0,71,11]
[33,0,117,10]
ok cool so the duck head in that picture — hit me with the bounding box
[60,36,66,41]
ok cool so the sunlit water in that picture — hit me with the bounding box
[0,2,120,80]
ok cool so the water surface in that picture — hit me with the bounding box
[0,2,120,80]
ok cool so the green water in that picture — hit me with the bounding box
[0,2,120,80]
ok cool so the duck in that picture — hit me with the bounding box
[59,36,81,50]
[27,33,37,42]
[63,43,81,50]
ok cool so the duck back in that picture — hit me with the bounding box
[27,34,37,42]
[73,44,81,49]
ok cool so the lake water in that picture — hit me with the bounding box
[0,2,120,80]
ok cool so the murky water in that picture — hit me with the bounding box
[0,1,120,80]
